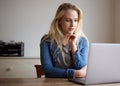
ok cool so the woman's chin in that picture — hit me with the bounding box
[68,32,74,35]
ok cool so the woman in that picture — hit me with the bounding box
[40,3,89,78]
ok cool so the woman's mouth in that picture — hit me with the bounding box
[69,27,74,31]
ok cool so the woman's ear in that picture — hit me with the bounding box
[58,19,62,25]
[59,21,61,25]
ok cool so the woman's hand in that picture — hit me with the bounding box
[74,66,87,78]
[68,34,77,61]
[68,34,77,53]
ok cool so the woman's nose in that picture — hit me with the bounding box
[70,20,74,26]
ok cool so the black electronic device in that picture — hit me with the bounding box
[0,40,24,57]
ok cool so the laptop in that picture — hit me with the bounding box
[69,43,120,85]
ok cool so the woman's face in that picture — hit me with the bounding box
[60,9,78,35]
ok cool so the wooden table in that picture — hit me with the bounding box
[0,78,120,86]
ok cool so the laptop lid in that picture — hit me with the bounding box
[69,43,120,85]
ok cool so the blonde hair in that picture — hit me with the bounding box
[44,3,86,50]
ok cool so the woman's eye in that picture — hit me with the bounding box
[65,19,71,22]
[64,19,78,23]
[74,19,78,22]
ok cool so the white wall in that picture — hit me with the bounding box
[0,0,115,57]
[80,0,114,43]
[115,0,120,43]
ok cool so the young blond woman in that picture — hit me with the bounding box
[40,3,89,78]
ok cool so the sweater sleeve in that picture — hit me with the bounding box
[73,37,89,69]
[40,41,75,78]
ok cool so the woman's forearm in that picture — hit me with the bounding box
[74,65,87,78]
